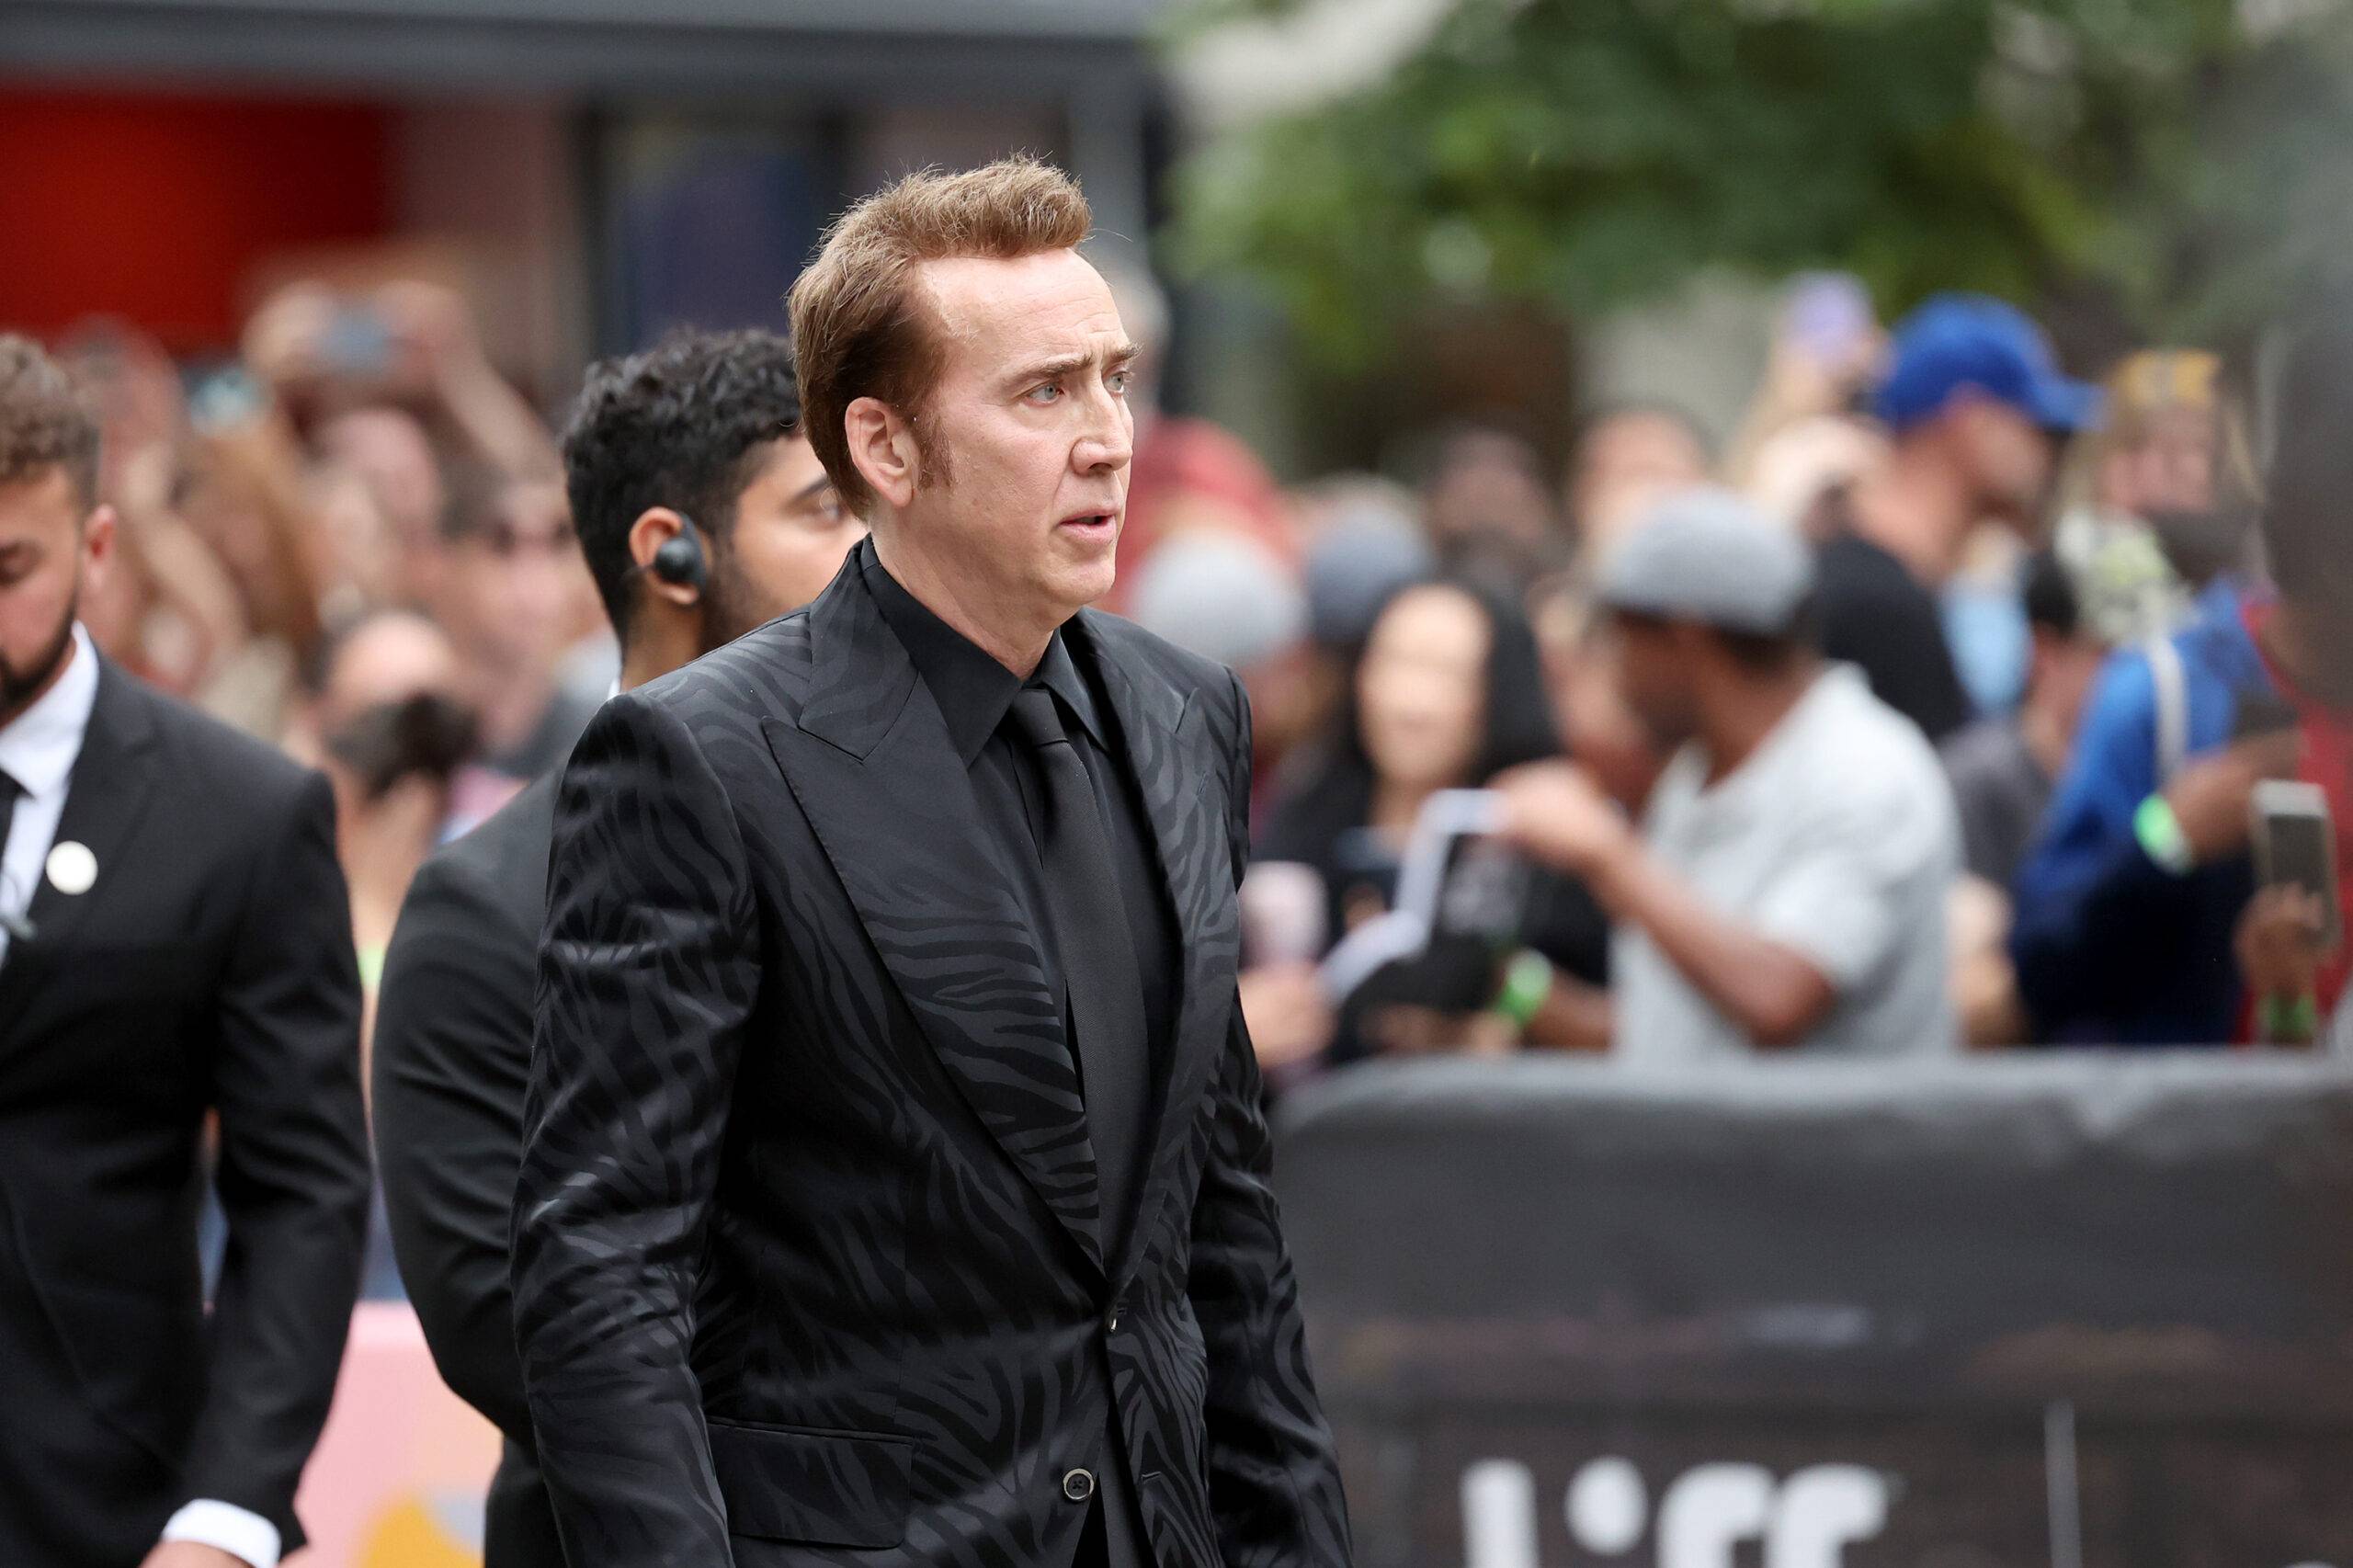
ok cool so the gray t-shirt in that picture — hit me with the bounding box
[1939,716,2052,888]
[1613,665,1961,1063]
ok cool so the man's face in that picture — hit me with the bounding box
[1571,413,1711,547]
[1427,434,1557,562]
[703,434,861,647]
[0,468,108,723]
[1608,613,1700,751]
[1953,397,2060,531]
[897,248,1136,624]
[443,481,578,674]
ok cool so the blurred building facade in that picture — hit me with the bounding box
[0,0,1166,401]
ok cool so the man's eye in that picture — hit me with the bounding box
[1108,369,1132,396]
[1025,382,1063,405]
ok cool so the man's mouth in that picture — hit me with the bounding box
[1058,510,1120,536]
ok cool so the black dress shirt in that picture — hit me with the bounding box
[864,550,1181,1108]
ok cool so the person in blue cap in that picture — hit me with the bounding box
[1814,293,2102,743]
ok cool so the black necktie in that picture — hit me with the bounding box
[0,767,25,940]
[0,766,22,869]
[1006,686,1151,1262]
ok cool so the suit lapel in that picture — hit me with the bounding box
[764,556,1105,1278]
[0,656,161,1035]
[1074,613,1240,1284]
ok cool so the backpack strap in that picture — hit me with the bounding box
[2146,634,2189,786]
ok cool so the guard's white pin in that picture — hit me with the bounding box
[46,841,97,896]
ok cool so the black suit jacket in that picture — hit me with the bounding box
[0,656,370,1566]
[513,545,1351,1568]
[372,775,563,1568]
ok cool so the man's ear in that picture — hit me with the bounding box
[846,397,920,512]
[81,505,117,590]
[627,506,700,607]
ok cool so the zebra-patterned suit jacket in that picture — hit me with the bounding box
[511,540,1351,1568]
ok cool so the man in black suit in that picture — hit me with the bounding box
[0,339,370,1567]
[372,328,862,1568]
[513,159,1350,1568]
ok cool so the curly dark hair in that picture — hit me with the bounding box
[560,328,801,640]
[0,334,100,509]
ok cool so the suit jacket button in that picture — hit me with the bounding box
[1107,1307,1121,1333]
[1063,1467,1097,1503]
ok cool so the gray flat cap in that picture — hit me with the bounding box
[1596,486,1814,634]
[1305,504,1435,648]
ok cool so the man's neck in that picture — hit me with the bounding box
[618,618,699,694]
[2020,694,2075,781]
[1698,662,1818,784]
[1846,448,1974,586]
[873,530,1056,678]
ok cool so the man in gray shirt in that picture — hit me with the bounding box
[1498,489,1961,1062]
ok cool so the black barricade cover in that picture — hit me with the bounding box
[1273,1055,2353,1567]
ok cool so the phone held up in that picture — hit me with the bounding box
[2252,778,2343,952]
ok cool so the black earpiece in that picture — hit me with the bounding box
[650,512,710,592]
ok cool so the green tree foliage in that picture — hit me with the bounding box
[1167,0,2353,365]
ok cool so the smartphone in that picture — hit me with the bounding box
[1782,272,1875,369]
[187,366,267,434]
[320,303,394,378]
[2252,778,2341,949]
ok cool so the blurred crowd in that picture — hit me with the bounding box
[1132,278,2353,1074]
[56,284,611,1032]
[37,259,2353,1100]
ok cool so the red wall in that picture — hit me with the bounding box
[0,86,393,352]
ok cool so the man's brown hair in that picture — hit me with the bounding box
[788,157,1092,517]
[0,334,100,510]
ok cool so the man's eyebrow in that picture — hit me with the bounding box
[1005,342,1143,389]
[789,472,834,505]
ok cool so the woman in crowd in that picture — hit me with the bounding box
[285,608,479,1053]
[1256,575,1611,1063]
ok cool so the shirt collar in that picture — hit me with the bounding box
[1685,664,1857,811]
[861,544,1104,766]
[0,623,100,801]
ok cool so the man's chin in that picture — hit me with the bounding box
[0,608,79,719]
[1041,568,1114,618]
[1045,537,1120,608]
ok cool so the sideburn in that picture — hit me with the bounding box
[905,407,956,493]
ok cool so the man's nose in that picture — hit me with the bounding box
[1074,396,1134,474]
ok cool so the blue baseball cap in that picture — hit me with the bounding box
[1872,293,2102,435]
